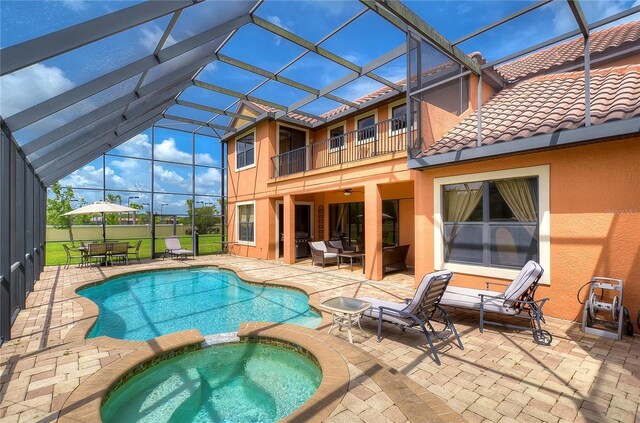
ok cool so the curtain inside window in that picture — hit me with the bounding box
[494,178,537,236]
[443,183,483,259]
[444,183,483,222]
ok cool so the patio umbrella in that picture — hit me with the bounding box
[63,201,137,242]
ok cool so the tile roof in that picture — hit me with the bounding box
[495,20,640,82]
[320,61,458,119]
[319,83,401,119]
[247,102,321,124]
[240,21,638,132]
[424,64,640,157]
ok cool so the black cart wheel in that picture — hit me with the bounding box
[533,330,553,345]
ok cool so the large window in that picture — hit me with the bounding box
[237,202,255,243]
[329,200,399,251]
[442,176,539,269]
[236,131,255,170]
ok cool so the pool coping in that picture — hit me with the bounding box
[62,263,333,345]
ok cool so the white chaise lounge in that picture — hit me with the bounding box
[358,270,463,365]
[440,260,552,345]
[163,236,193,259]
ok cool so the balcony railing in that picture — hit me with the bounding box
[271,115,412,178]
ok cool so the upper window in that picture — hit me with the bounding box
[442,176,539,269]
[236,132,255,170]
[237,202,255,243]
[391,104,407,132]
[356,115,376,143]
[329,126,345,150]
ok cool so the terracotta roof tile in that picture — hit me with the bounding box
[319,61,457,118]
[248,102,321,124]
[496,20,640,82]
[423,64,640,157]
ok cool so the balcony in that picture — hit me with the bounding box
[271,116,413,178]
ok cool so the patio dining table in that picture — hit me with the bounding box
[78,241,129,266]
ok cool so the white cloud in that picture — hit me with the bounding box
[58,165,104,189]
[60,0,88,12]
[153,164,193,194]
[265,15,292,45]
[196,168,221,195]
[112,134,152,158]
[266,15,292,32]
[154,138,191,163]
[139,24,177,51]
[0,64,74,117]
[195,153,216,166]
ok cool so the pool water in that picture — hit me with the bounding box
[101,343,322,423]
[79,268,321,340]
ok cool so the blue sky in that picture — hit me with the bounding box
[56,128,223,215]
[1,0,638,205]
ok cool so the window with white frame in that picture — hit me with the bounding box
[236,132,255,170]
[356,114,376,143]
[391,104,407,132]
[442,177,539,269]
[329,126,345,150]
[435,166,550,282]
[237,202,255,243]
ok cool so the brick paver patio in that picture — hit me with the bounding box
[1,255,638,422]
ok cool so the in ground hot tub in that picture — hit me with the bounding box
[101,342,322,423]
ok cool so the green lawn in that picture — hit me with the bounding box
[45,235,223,266]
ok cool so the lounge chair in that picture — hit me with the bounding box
[309,241,339,267]
[358,270,463,365]
[63,244,85,269]
[163,236,193,259]
[128,240,142,263]
[327,240,356,253]
[440,260,552,345]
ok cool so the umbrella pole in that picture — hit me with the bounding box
[102,212,106,243]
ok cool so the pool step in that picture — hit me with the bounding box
[203,332,240,346]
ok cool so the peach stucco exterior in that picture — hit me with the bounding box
[225,57,639,324]
[413,136,640,322]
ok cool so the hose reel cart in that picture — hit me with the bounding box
[580,277,630,340]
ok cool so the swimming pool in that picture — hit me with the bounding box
[79,268,322,340]
[101,342,322,423]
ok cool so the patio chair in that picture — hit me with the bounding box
[62,244,85,269]
[309,241,339,267]
[327,240,356,253]
[163,236,193,259]
[109,242,129,265]
[440,260,552,345]
[86,243,108,267]
[358,270,462,365]
[128,240,142,263]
